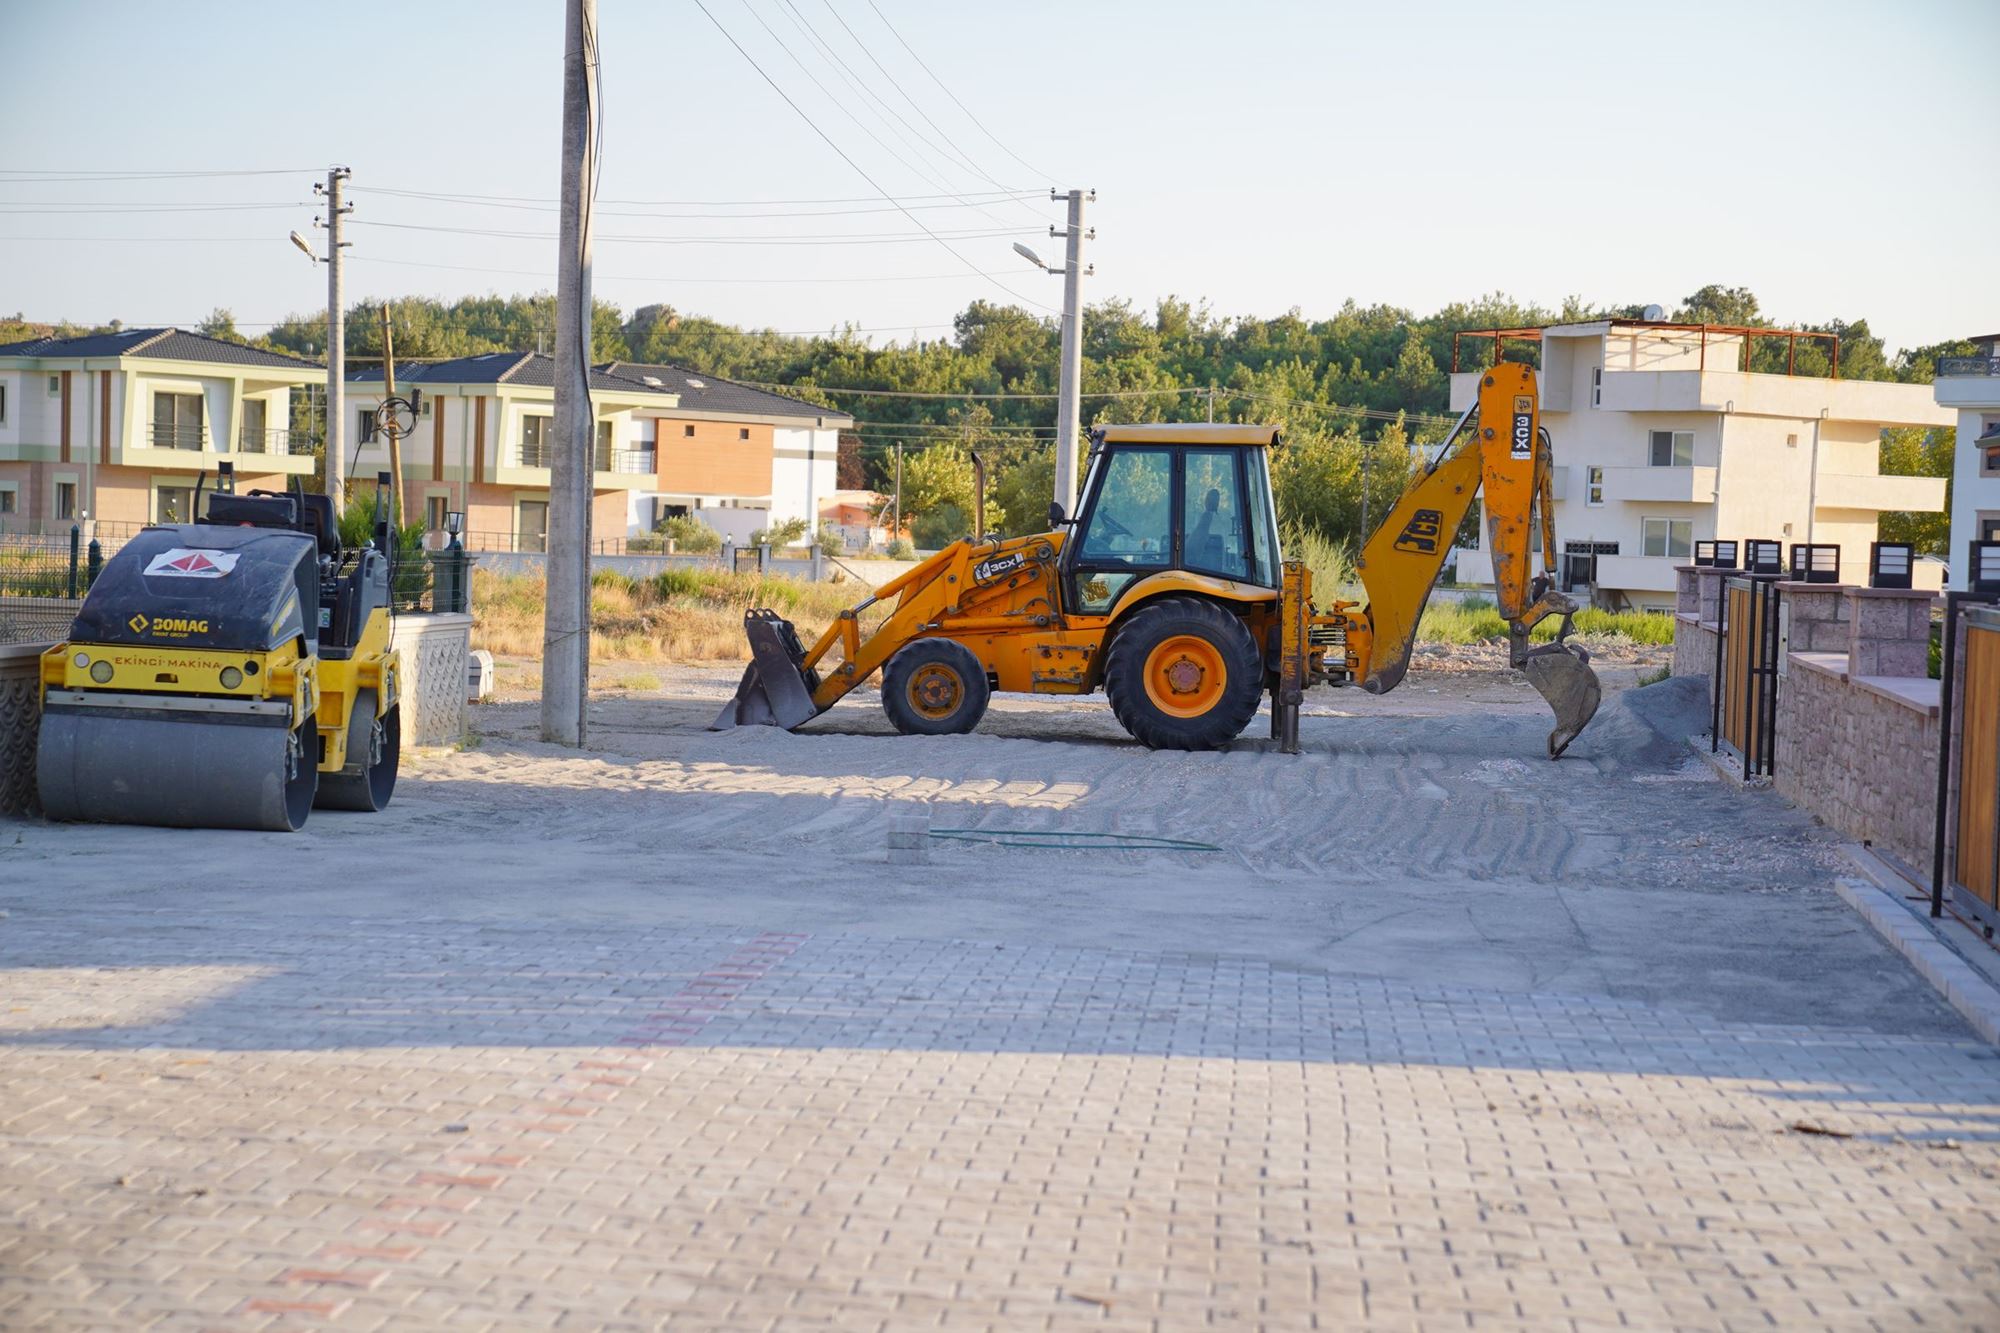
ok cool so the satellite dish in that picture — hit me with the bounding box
[1640,304,1666,321]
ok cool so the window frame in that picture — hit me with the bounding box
[153,391,205,450]
[54,481,77,521]
[1648,429,1694,468]
[1586,465,1604,507]
[1642,516,1693,559]
[1590,366,1602,408]
[0,382,8,424]
[0,486,16,515]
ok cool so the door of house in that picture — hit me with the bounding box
[518,500,549,553]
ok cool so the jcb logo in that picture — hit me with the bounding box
[1393,509,1444,555]
[1510,396,1534,460]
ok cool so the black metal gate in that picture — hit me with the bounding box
[1712,575,1781,779]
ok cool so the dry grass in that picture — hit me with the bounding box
[472,567,887,664]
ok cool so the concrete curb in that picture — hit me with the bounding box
[1834,877,2000,1045]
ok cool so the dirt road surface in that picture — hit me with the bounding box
[4,662,1996,1329]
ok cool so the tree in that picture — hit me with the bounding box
[1674,285,1763,328]
[836,434,866,490]
[198,308,243,342]
[1878,426,1956,555]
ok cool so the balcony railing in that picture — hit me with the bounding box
[149,422,207,451]
[1938,356,2000,378]
[511,441,655,474]
[237,427,317,456]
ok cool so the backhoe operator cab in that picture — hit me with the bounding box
[714,363,1600,757]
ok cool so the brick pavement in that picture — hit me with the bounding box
[3,906,1998,1331]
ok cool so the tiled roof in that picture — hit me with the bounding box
[0,327,321,369]
[349,351,671,395]
[596,361,852,423]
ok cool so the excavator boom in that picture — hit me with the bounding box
[1329,361,1600,755]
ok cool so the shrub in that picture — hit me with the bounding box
[886,537,916,560]
[817,521,844,558]
[657,514,721,554]
[912,504,971,551]
[749,515,810,548]
[1283,525,1357,600]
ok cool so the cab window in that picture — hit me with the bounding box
[1182,448,1247,580]
[1077,448,1171,566]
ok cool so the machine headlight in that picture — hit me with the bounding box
[73,652,89,668]
[220,667,244,689]
[88,660,114,684]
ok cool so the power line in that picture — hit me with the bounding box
[771,0,1030,231]
[347,218,1045,245]
[348,185,1042,208]
[0,202,308,214]
[347,187,1043,220]
[348,254,1025,286]
[863,0,1051,183]
[691,0,1055,314]
[0,168,321,181]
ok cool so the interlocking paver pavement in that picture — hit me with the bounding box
[4,905,1997,1331]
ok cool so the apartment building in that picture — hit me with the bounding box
[349,355,852,550]
[1933,333,2000,570]
[1450,320,1952,611]
[596,362,847,544]
[0,328,319,534]
[346,352,667,552]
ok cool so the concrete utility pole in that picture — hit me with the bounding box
[893,442,904,542]
[1051,188,1093,517]
[543,0,597,747]
[319,166,352,509]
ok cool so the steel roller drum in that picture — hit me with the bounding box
[37,701,317,832]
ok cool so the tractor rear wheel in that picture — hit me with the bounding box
[1103,597,1263,750]
[882,639,991,736]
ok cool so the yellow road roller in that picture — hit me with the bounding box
[36,485,402,831]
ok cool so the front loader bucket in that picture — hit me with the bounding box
[710,608,822,732]
[1522,642,1601,760]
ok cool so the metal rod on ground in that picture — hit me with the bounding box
[380,305,407,528]
[543,0,596,747]
[1051,188,1093,517]
[323,166,350,510]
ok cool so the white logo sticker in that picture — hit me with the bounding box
[143,548,241,579]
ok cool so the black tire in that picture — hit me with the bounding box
[316,689,401,812]
[1102,597,1263,750]
[881,639,991,736]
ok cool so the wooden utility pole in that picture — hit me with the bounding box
[378,305,407,528]
[543,0,596,746]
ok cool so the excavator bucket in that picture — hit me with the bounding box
[710,609,822,731]
[1522,641,1601,759]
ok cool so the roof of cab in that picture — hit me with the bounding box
[1091,423,1281,447]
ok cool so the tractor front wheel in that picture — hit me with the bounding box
[1103,598,1263,750]
[882,639,991,736]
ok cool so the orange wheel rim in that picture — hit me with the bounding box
[908,663,964,719]
[1142,634,1226,718]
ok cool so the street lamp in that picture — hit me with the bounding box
[1012,241,1050,272]
[289,230,318,262]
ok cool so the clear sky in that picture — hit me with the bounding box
[2,0,1993,355]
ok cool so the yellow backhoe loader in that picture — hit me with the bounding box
[713,361,1600,757]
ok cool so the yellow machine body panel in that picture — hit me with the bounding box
[314,609,401,773]
[42,639,314,715]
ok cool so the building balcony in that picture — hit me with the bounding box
[149,423,207,451]
[1591,554,1680,594]
[1810,472,1946,513]
[1598,464,1718,503]
[235,427,317,457]
[1935,358,2000,409]
[494,441,652,489]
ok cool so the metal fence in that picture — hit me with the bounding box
[0,531,112,646]
[1933,600,2000,930]
[389,548,474,615]
[1711,574,1781,779]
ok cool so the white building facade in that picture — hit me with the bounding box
[1451,321,1952,611]
[1933,334,2000,572]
